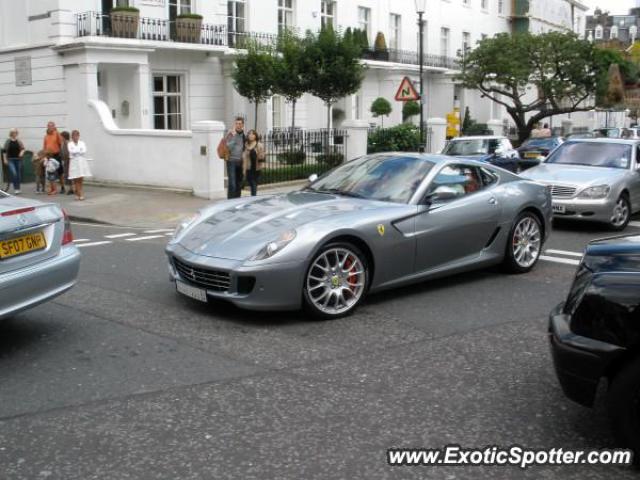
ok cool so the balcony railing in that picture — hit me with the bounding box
[361,48,459,70]
[76,12,278,47]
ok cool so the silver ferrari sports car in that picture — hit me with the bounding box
[166,153,552,319]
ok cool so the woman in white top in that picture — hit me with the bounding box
[67,130,92,201]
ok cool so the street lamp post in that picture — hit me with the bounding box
[415,0,426,152]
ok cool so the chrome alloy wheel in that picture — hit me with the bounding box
[512,216,541,269]
[611,197,630,228]
[306,247,366,316]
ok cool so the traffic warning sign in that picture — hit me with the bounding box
[394,76,420,102]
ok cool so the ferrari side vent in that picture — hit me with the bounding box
[484,227,501,248]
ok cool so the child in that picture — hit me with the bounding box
[44,153,60,195]
[33,150,48,194]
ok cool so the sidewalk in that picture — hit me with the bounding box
[18,181,305,228]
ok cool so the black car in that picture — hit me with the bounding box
[516,137,564,171]
[549,234,640,457]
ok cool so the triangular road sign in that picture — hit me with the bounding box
[395,76,420,102]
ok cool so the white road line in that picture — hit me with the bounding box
[165,233,174,236]
[73,239,91,243]
[77,241,113,248]
[540,255,580,266]
[629,221,640,228]
[126,235,165,242]
[144,229,174,233]
[545,249,583,258]
[104,233,137,239]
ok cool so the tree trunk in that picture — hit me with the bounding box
[291,99,297,133]
[254,101,259,131]
[326,102,332,155]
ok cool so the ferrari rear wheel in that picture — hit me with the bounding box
[303,242,368,319]
[503,212,542,274]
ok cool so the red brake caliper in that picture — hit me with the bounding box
[344,256,356,293]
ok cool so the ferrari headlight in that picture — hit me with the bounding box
[253,229,297,260]
[172,212,200,241]
[578,185,610,199]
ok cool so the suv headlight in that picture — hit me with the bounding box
[578,185,610,199]
[252,230,297,260]
[172,212,200,241]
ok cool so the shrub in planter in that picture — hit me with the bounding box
[110,6,140,39]
[374,32,389,61]
[176,13,203,43]
[277,150,306,165]
[367,123,422,153]
[402,100,420,122]
[317,153,344,167]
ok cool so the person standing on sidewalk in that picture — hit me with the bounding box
[43,121,66,194]
[67,130,92,201]
[221,117,246,199]
[60,131,74,196]
[2,128,26,194]
[243,129,266,197]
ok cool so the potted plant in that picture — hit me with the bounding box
[374,32,389,61]
[175,13,203,43]
[110,5,140,39]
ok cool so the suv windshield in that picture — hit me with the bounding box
[545,142,632,169]
[443,139,495,156]
[307,155,434,204]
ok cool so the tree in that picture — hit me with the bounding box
[232,41,275,130]
[402,100,420,122]
[273,31,308,133]
[370,97,392,126]
[303,28,365,131]
[594,47,639,105]
[461,106,473,133]
[603,64,626,107]
[457,32,610,142]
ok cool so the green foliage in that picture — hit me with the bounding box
[402,100,420,121]
[274,32,307,103]
[462,106,473,133]
[594,47,639,105]
[370,97,392,126]
[277,150,306,165]
[374,32,387,51]
[260,164,327,184]
[316,153,344,167]
[457,32,603,141]
[176,13,203,19]
[111,6,139,12]
[367,124,422,153]
[345,28,370,52]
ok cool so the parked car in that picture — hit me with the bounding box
[594,127,624,138]
[516,136,564,171]
[621,128,640,140]
[166,153,551,319]
[549,234,640,459]
[0,191,80,319]
[520,139,640,230]
[441,136,519,172]
[566,132,596,140]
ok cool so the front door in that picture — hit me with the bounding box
[413,164,501,273]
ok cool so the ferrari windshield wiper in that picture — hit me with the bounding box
[318,188,365,199]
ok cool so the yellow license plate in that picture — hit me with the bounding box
[525,152,540,158]
[0,232,47,259]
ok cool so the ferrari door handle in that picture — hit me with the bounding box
[488,197,498,205]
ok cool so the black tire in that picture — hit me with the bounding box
[502,211,543,274]
[609,194,631,232]
[302,242,369,320]
[607,356,640,463]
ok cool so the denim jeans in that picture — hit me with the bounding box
[7,158,21,191]
[227,162,244,199]
[246,169,260,196]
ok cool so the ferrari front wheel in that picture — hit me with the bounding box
[303,242,369,320]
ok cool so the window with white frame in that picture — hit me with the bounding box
[321,0,335,30]
[358,6,371,40]
[481,0,488,10]
[278,0,294,34]
[498,0,504,14]
[153,75,183,130]
[169,0,191,18]
[610,25,619,39]
[462,31,471,53]
[389,14,401,50]
[440,27,450,57]
[228,0,246,33]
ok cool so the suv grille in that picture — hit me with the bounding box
[550,185,577,198]
[173,257,231,292]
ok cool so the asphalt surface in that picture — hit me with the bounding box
[1,217,640,479]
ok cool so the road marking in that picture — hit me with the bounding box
[165,233,174,236]
[104,233,137,239]
[76,241,113,248]
[126,235,165,242]
[144,229,174,233]
[545,249,583,258]
[629,221,640,228]
[540,255,580,266]
[73,239,91,243]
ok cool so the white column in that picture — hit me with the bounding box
[79,63,99,100]
[426,118,447,154]
[342,119,370,162]
[487,119,504,136]
[137,63,152,129]
[192,121,227,199]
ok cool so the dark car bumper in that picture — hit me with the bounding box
[549,303,626,407]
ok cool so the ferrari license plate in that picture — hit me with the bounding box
[0,232,47,259]
[176,280,208,303]
[552,204,566,214]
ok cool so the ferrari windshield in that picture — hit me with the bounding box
[545,142,632,169]
[307,155,435,204]
[443,139,496,156]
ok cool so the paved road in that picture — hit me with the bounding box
[1,218,639,479]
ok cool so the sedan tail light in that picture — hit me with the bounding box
[62,209,74,245]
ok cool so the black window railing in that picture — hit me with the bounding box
[361,48,459,70]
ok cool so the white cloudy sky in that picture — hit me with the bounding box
[582,0,636,14]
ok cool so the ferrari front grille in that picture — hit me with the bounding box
[173,257,230,292]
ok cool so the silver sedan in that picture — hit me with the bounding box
[521,139,640,230]
[166,153,551,319]
[0,192,81,320]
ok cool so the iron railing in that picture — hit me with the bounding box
[361,48,459,70]
[259,129,348,184]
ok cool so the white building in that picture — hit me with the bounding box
[0,0,590,190]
